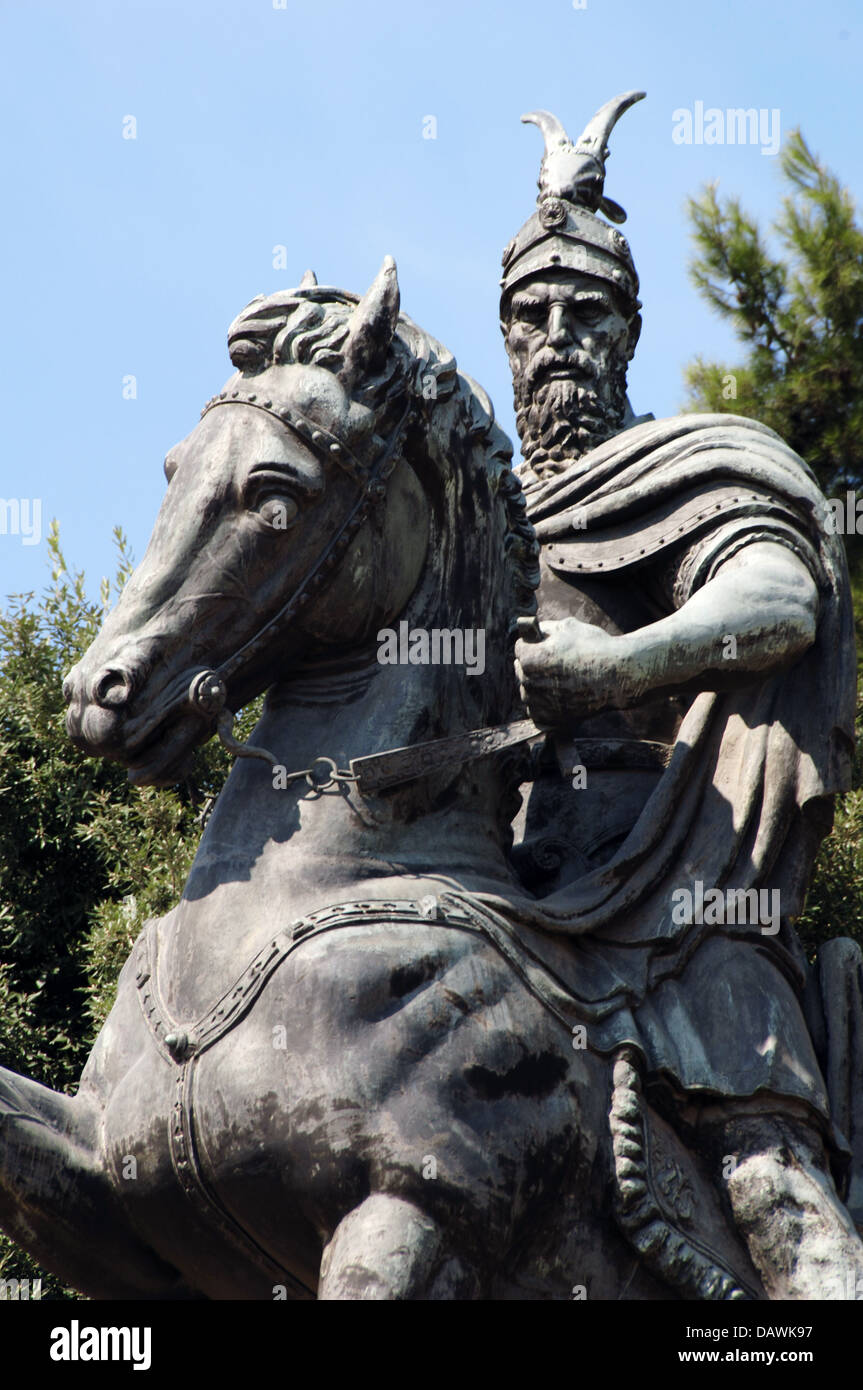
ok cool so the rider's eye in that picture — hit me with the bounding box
[256,496,299,530]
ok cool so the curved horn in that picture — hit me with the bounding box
[521,109,571,152]
[574,90,645,160]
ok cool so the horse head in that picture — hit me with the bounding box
[64,258,538,787]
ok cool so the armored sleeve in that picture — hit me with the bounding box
[651,514,827,613]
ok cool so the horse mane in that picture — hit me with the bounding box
[227,288,540,629]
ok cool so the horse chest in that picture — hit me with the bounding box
[198,926,587,1200]
[99,919,591,1283]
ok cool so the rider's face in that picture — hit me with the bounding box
[503,271,634,390]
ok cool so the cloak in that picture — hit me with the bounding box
[477,413,856,1138]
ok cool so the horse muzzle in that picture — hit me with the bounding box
[63,656,211,784]
[64,661,138,758]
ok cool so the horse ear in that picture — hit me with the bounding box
[341,256,400,389]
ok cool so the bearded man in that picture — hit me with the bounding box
[503,92,863,1299]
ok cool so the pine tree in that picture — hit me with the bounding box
[684,129,863,498]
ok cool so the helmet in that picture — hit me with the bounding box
[500,93,645,314]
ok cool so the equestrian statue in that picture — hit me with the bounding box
[1,92,862,1300]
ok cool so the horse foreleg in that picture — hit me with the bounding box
[318,1193,479,1300]
[0,1066,184,1298]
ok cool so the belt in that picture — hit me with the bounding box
[565,737,673,771]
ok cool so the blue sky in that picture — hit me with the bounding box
[1,0,860,601]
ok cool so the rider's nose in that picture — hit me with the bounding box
[546,303,573,349]
[90,667,134,710]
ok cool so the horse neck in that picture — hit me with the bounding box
[182,428,524,910]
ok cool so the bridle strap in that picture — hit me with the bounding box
[199,391,371,486]
[179,395,550,796]
[187,395,413,737]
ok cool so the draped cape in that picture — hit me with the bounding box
[479,414,856,1128]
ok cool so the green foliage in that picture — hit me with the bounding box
[684,129,863,497]
[0,1223,75,1301]
[0,523,260,1296]
[1,524,126,1090]
[795,568,863,955]
[796,787,863,958]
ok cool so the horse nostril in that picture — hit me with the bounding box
[92,669,133,709]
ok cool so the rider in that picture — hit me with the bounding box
[502,93,863,1299]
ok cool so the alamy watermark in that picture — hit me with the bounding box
[825,491,863,535]
[49,1321,151,1371]
[671,880,780,935]
[0,498,41,546]
[377,622,485,676]
[672,102,781,157]
[0,1276,41,1300]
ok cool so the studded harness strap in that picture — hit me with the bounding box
[133,917,316,1300]
[134,889,756,1302]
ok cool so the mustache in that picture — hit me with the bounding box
[523,348,597,394]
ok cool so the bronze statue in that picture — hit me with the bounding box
[0,95,861,1300]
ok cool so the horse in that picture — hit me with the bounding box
[0,260,757,1299]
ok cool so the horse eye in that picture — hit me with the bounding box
[257,496,299,530]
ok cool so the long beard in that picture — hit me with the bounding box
[514,360,628,479]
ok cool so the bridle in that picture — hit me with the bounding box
[161,384,545,798]
[185,386,413,768]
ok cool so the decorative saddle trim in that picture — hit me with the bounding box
[130,889,600,1301]
[134,920,328,1300]
[132,898,764,1303]
[133,891,581,1069]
